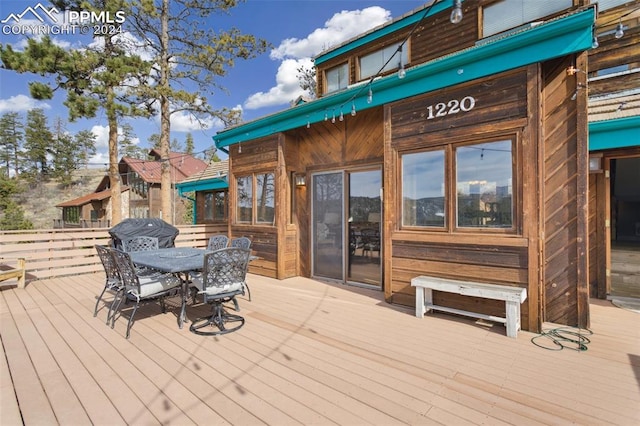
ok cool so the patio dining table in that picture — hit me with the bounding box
[130,247,207,328]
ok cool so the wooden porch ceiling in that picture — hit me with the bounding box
[1,273,639,425]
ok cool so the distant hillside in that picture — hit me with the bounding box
[14,169,107,229]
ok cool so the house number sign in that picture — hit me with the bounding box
[426,95,476,120]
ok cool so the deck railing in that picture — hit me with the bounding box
[0,224,227,283]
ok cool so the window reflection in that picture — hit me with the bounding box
[325,63,349,93]
[256,173,275,223]
[402,150,445,227]
[237,176,252,223]
[456,140,513,228]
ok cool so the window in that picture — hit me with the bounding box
[325,63,349,93]
[359,42,408,80]
[237,176,252,223]
[402,150,445,227]
[236,172,275,225]
[593,0,629,11]
[456,140,513,228]
[401,139,514,231]
[482,0,571,38]
[204,190,227,222]
[256,173,275,224]
[63,206,80,223]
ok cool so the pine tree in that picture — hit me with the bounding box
[184,133,194,155]
[24,109,53,179]
[0,112,24,178]
[128,0,269,222]
[75,130,98,168]
[0,0,153,224]
[119,123,146,159]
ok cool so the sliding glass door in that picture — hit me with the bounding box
[312,169,382,287]
[312,172,343,280]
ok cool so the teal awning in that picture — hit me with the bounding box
[214,6,596,148]
[176,177,228,194]
[589,116,640,151]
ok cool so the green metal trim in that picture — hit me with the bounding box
[214,6,596,148]
[313,0,454,66]
[589,116,640,151]
[176,177,228,194]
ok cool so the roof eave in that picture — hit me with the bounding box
[214,6,596,148]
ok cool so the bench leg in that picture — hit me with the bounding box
[415,287,433,318]
[415,287,424,318]
[17,258,25,289]
[505,300,521,338]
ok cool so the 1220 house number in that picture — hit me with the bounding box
[426,96,476,119]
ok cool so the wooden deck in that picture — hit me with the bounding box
[1,273,639,425]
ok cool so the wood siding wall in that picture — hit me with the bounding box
[385,68,537,329]
[316,1,478,96]
[291,107,385,277]
[541,54,589,328]
[229,137,280,278]
[588,172,607,299]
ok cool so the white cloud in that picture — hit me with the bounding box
[0,95,50,113]
[246,7,392,110]
[270,6,391,60]
[90,125,110,149]
[169,110,218,132]
[244,58,312,110]
[90,124,141,149]
[88,151,110,168]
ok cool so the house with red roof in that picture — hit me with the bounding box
[56,149,207,227]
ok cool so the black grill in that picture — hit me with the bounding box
[109,218,179,250]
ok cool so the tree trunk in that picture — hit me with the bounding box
[106,80,121,225]
[159,0,172,223]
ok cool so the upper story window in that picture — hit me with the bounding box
[592,0,629,11]
[359,42,408,80]
[401,138,514,231]
[204,190,227,222]
[482,0,572,38]
[236,172,275,225]
[324,63,349,94]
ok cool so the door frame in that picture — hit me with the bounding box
[310,166,383,289]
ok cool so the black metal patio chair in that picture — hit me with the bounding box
[229,236,252,303]
[109,248,182,339]
[94,245,122,325]
[122,236,159,253]
[207,234,229,251]
[189,247,250,336]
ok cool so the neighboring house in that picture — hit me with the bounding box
[190,0,635,332]
[56,149,207,227]
[587,2,640,299]
[176,159,229,224]
[54,184,129,229]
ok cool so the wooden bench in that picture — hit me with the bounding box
[411,275,527,338]
[0,258,26,288]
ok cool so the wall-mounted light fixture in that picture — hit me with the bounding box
[295,174,306,187]
[589,154,603,173]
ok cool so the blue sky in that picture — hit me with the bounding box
[0,0,426,165]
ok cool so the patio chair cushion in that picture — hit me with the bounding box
[129,273,181,299]
[190,274,243,296]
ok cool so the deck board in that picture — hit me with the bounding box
[1,272,639,425]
